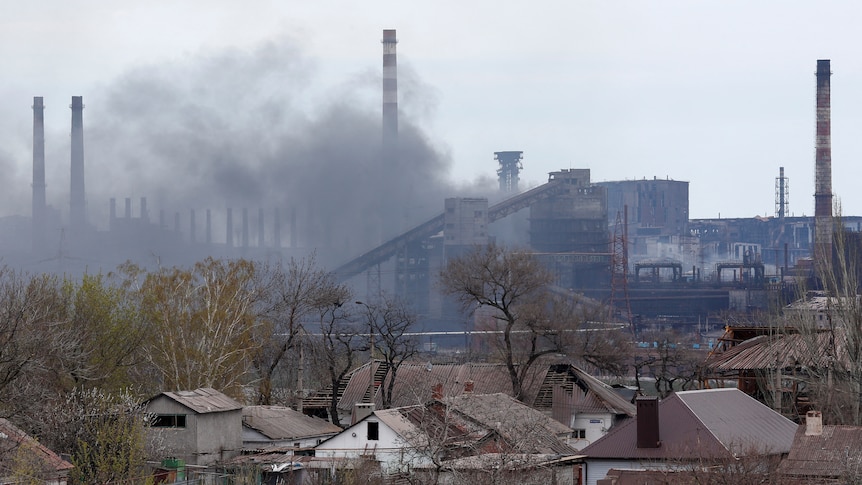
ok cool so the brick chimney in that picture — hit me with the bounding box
[432,383,443,400]
[805,410,823,436]
[464,380,475,393]
[636,396,660,448]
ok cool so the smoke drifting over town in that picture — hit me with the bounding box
[6,36,494,270]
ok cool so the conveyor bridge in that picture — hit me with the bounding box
[332,180,570,281]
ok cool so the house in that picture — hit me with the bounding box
[143,387,243,466]
[303,360,635,447]
[777,410,862,483]
[0,418,73,485]
[314,392,579,480]
[242,405,342,452]
[580,388,797,485]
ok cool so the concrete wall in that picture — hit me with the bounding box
[145,396,242,466]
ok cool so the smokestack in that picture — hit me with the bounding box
[140,197,148,222]
[70,96,86,228]
[636,396,660,448]
[242,208,249,248]
[382,29,398,165]
[274,208,281,248]
[124,197,131,219]
[109,198,116,225]
[258,208,264,247]
[226,208,233,247]
[814,59,833,272]
[206,209,212,244]
[190,209,196,243]
[776,166,788,220]
[32,97,46,253]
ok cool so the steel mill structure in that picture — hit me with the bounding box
[2,47,858,334]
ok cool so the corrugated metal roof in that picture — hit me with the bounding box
[582,388,796,461]
[777,425,862,479]
[242,406,342,440]
[676,389,797,455]
[159,387,243,414]
[705,332,843,372]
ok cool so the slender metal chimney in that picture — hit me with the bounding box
[258,208,264,247]
[382,29,398,165]
[70,96,86,228]
[814,60,833,272]
[206,209,212,244]
[242,208,249,248]
[190,209,196,243]
[226,208,234,247]
[32,97,46,252]
[775,166,789,220]
[274,207,281,248]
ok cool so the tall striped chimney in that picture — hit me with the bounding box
[814,59,833,272]
[382,29,398,165]
[32,97,46,252]
[70,96,86,228]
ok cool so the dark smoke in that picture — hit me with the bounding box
[78,36,487,269]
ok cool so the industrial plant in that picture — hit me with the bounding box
[2,32,857,335]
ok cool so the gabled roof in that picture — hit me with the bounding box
[316,360,635,417]
[582,388,797,461]
[318,393,577,457]
[777,424,862,479]
[0,418,73,476]
[242,406,342,441]
[149,387,242,414]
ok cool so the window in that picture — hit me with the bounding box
[151,414,187,428]
[572,429,586,439]
[367,422,379,441]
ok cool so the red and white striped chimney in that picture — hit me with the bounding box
[382,29,398,164]
[70,96,86,229]
[814,59,833,272]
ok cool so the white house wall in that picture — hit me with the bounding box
[315,417,430,474]
[570,413,613,451]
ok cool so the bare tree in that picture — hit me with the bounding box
[439,244,621,401]
[356,296,419,409]
[252,254,348,405]
[311,286,363,427]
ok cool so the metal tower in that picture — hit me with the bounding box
[775,166,789,220]
[495,151,523,193]
[609,207,633,333]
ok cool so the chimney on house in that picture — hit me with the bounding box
[636,396,661,448]
[464,380,475,393]
[432,383,443,400]
[805,410,823,436]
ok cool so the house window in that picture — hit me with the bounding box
[151,414,187,428]
[572,429,586,439]
[367,422,379,441]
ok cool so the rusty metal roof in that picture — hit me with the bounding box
[242,406,341,441]
[777,425,862,479]
[157,387,243,414]
[582,388,797,461]
[704,332,843,373]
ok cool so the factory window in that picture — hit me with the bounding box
[151,414,187,428]
[367,422,379,440]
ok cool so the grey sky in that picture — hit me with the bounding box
[1,1,861,221]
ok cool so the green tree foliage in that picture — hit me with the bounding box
[65,389,152,485]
